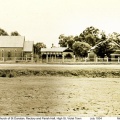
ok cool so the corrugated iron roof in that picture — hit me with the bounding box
[23,41,34,52]
[0,36,25,47]
[41,47,68,52]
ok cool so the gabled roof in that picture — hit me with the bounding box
[0,36,25,47]
[41,47,68,52]
[90,40,120,50]
[23,41,34,52]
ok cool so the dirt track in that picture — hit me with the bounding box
[0,64,120,70]
[0,76,120,116]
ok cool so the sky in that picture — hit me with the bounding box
[0,0,120,48]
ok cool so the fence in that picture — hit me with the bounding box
[85,57,120,63]
[0,56,120,63]
[41,58,75,63]
[0,57,33,62]
[41,57,120,63]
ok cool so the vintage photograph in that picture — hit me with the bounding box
[0,0,120,117]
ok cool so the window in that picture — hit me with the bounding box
[8,51,11,58]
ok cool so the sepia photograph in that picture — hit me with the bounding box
[0,0,120,118]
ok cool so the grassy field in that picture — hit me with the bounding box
[0,64,120,116]
[0,76,120,116]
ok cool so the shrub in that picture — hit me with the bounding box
[8,72,16,78]
[1,73,7,77]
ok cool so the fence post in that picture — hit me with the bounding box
[96,57,98,62]
[74,55,76,62]
[14,57,16,62]
[26,55,27,62]
[3,57,4,62]
[107,57,108,62]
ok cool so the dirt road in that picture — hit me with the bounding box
[0,64,120,70]
[0,76,120,116]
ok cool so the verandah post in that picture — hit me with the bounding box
[62,54,64,63]
[31,53,33,62]
[46,53,48,63]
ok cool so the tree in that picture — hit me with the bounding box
[100,31,107,41]
[93,39,117,59]
[58,34,75,48]
[72,41,91,58]
[58,34,68,47]
[74,35,81,42]
[34,42,46,55]
[0,28,9,36]
[11,31,20,36]
[108,32,120,45]
[67,35,74,49]
[79,26,100,46]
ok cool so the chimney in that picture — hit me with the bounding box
[51,43,54,48]
[58,44,60,47]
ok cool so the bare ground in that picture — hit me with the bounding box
[0,76,120,116]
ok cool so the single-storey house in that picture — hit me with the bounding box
[41,47,74,63]
[88,40,120,62]
[0,36,34,62]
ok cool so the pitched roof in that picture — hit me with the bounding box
[41,47,68,52]
[0,36,25,47]
[90,40,120,50]
[23,41,34,52]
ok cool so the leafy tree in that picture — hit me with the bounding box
[58,34,68,47]
[0,28,8,36]
[108,32,120,45]
[93,39,117,59]
[11,31,20,36]
[58,34,75,48]
[67,35,74,49]
[72,41,91,58]
[79,26,100,46]
[100,31,107,41]
[34,42,46,55]
[74,35,81,42]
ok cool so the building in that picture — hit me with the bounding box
[41,47,74,63]
[0,36,34,62]
[88,40,120,62]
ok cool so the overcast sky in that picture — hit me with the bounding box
[0,0,120,48]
